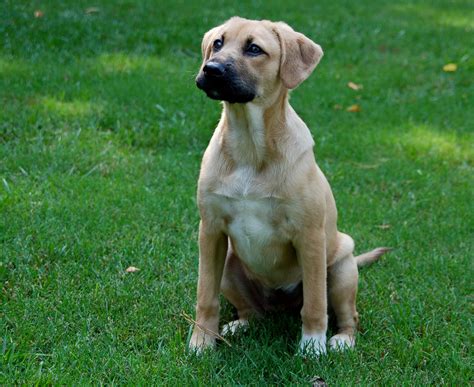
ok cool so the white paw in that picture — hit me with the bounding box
[328,333,355,351]
[221,319,249,336]
[188,330,216,354]
[298,331,327,357]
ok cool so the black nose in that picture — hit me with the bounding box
[203,62,225,77]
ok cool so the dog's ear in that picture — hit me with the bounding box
[201,26,220,61]
[273,22,323,89]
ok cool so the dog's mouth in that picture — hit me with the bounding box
[196,66,256,104]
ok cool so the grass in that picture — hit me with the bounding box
[1,0,473,384]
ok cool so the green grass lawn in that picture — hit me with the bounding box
[1,0,473,384]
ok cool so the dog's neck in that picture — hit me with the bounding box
[221,90,289,169]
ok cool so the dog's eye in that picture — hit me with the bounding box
[246,43,263,56]
[213,39,223,51]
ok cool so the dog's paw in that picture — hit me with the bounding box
[328,333,355,351]
[221,319,249,336]
[188,329,216,354]
[298,331,327,357]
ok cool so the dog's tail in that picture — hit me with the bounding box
[355,247,391,267]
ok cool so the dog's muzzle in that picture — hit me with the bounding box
[196,60,256,104]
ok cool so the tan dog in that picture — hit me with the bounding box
[189,16,389,356]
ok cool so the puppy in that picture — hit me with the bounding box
[189,16,389,356]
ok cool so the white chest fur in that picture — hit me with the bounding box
[203,166,301,287]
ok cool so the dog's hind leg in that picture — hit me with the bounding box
[327,233,359,350]
[220,248,265,336]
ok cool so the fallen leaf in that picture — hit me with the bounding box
[443,63,457,72]
[310,376,328,387]
[377,224,391,229]
[347,81,363,90]
[346,104,361,112]
[354,162,380,169]
[125,266,140,273]
[34,10,44,18]
[85,7,100,14]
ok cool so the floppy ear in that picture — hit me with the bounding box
[201,26,220,61]
[273,22,323,89]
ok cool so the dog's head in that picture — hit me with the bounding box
[196,17,323,104]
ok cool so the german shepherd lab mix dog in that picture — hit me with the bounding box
[189,17,389,356]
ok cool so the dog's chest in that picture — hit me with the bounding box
[204,166,300,284]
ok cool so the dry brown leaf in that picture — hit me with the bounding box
[377,224,391,229]
[346,104,361,112]
[442,63,457,72]
[347,81,363,91]
[355,162,380,169]
[125,266,140,273]
[34,10,44,18]
[85,7,100,14]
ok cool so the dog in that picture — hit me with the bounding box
[188,16,389,356]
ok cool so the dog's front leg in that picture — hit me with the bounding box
[295,228,328,356]
[189,221,228,353]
